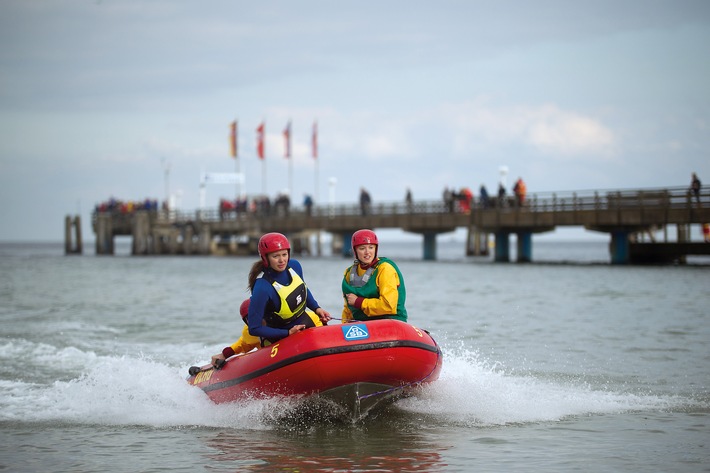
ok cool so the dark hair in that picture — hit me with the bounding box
[247,260,264,291]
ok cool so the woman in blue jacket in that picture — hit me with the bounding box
[246,232,331,345]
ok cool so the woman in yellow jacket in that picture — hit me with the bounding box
[341,229,407,323]
[211,299,260,368]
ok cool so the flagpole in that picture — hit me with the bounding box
[315,156,319,206]
[262,158,267,196]
[313,120,319,205]
[229,120,241,201]
[235,120,241,199]
[312,120,321,255]
[257,121,266,195]
[285,120,293,198]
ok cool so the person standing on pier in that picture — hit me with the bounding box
[246,232,331,346]
[497,183,507,207]
[341,229,408,323]
[360,187,372,216]
[513,177,527,207]
[690,172,701,204]
[479,184,490,208]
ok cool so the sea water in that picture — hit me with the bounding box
[0,241,708,472]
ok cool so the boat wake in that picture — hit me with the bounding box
[0,339,695,430]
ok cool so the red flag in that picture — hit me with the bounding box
[229,120,237,158]
[256,122,265,160]
[283,120,291,158]
[311,120,318,159]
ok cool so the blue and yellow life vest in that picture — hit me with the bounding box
[263,267,308,327]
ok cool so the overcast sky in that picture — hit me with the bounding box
[1,0,708,242]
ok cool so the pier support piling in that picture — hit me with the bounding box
[610,231,630,264]
[198,227,211,255]
[64,215,83,255]
[466,226,489,256]
[183,225,194,255]
[516,232,532,263]
[422,232,437,261]
[340,232,353,258]
[132,211,151,255]
[95,213,114,255]
[676,224,688,264]
[494,232,510,262]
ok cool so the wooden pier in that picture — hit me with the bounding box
[86,186,710,264]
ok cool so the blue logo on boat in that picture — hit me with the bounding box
[342,324,369,341]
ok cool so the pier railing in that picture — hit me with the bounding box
[89,185,710,262]
[134,183,710,225]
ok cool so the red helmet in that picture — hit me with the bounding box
[258,232,291,266]
[351,229,378,258]
[239,298,250,321]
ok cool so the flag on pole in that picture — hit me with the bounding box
[311,120,318,159]
[229,120,237,158]
[256,122,265,160]
[283,120,291,158]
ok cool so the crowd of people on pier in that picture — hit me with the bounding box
[355,178,529,218]
[219,192,296,219]
[93,176,535,223]
[95,197,161,214]
[442,177,527,213]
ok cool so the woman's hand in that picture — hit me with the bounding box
[345,293,359,306]
[211,353,225,368]
[315,307,332,323]
[288,324,306,335]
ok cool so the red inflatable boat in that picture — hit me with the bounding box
[187,319,442,414]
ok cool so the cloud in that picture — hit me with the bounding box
[525,104,615,157]
[322,101,616,163]
[438,101,616,159]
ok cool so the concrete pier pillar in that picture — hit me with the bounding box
[183,225,194,255]
[153,231,164,255]
[65,216,73,254]
[132,211,151,255]
[516,232,532,263]
[65,215,83,254]
[466,226,489,256]
[340,232,353,257]
[95,214,114,255]
[610,230,630,264]
[676,224,688,264]
[198,226,211,255]
[167,229,179,254]
[494,232,510,262]
[466,227,475,256]
[423,232,437,261]
[74,216,83,254]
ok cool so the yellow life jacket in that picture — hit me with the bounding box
[268,267,307,325]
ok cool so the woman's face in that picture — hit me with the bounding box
[267,250,289,272]
[355,244,376,265]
